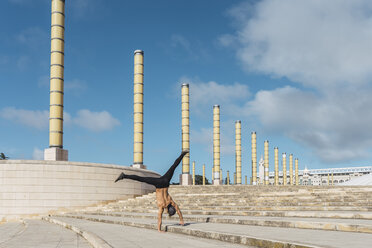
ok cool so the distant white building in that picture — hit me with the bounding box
[265,166,372,186]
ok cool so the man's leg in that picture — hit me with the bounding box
[162,151,189,182]
[115,173,161,187]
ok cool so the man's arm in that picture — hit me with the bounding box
[171,200,184,225]
[157,207,165,232]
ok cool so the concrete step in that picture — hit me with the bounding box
[122,200,372,207]
[82,209,372,220]
[50,216,251,248]
[167,185,372,192]
[67,212,372,234]
[52,214,372,248]
[111,205,372,212]
[118,196,372,203]
[0,220,91,248]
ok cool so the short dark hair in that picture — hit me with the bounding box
[167,204,176,216]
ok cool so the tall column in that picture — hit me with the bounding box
[44,0,68,161]
[235,121,242,184]
[264,140,269,185]
[328,174,330,185]
[132,50,146,169]
[245,175,247,185]
[289,154,293,185]
[295,158,299,185]
[212,166,214,181]
[192,161,195,185]
[180,83,191,185]
[251,132,257,185]
[282,153,287,185]
[227,171,230,185]
[213,105,221,185]
[202,164,205,185]
[274,147,279,185]
[234,172,236,185]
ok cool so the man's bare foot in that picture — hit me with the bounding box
[179,221,185,226]
[158,229,166,233]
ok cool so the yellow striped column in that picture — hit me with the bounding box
[192,161,195,185]
[227,171,230,185]
[45,0,68,161]
[212,166,214,181]
[251,132,257,185]
[245,175,247,185]
[264,140,269,185]
[282,153,287,185]
[328,174,330,185]
[289,154,293,185]
[295,158,299,185]
[213,105,221,185]
[235,121,242,184]
[180,84,192,185]
[132,50,146,169]
[274,147,279,185]
[202,164,205,185]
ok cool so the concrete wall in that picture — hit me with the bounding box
[0,160,159,221]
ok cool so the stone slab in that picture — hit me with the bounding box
[0,220,90,248]
[44,147,68,161]
[54,217,250,248]
[60,214,372,248]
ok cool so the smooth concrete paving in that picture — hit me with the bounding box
[54,217,251,248]
[0,222,26,245]
[0,220,91,248]
[61,214,372,248]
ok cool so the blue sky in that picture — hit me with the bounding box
[1,0,372,183]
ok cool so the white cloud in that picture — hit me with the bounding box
[73,109,120,132]
[225,0,372,89]
[16,27,48,47]
[245,86,372,163]
[32,147,44,160]
[180,77,250,116]
[0,107,117,132]
[217,0,372,163]
[191,122,235,156]
[217,34,238,48]
[0,107,49,129]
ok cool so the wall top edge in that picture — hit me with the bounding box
[0,160,159,175]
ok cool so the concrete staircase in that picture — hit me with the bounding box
[50,185,372,248]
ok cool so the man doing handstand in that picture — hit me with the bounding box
[115,151,188,232]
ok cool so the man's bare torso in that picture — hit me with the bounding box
[156,188,172,208]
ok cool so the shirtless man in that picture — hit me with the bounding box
[115,151,188,232]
